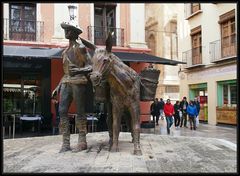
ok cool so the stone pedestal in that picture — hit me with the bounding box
[3,132,236,173]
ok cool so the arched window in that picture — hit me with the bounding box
[148,34,156,55]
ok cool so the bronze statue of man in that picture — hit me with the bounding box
[52,14,95,153]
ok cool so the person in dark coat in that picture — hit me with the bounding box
[150,98,161,125]
[179,97,189,128]
[193,97,200,127]
[159,98,165,120]
[186,100,198,130]
[173,101,181,128]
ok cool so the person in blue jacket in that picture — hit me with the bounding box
[186,100,198,130]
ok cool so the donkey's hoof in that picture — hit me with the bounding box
[109,145,119,152]
[134,149,142,155]
[109,139,113,146]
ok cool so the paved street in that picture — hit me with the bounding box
[141,118,237,144]
[3,120,237,173]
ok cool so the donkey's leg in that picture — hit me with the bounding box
[129,102,142,155]
[110,103,122,152]
[106,100,113,146]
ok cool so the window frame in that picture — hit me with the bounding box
[191,26,202,65]
[94,3,117,45]
[191,3,200,14]
[219,9,236,58]
[9,3,36,41]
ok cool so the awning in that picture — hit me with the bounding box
[112,52,185,65]
[3,45,186,65]
[3,45,63,59]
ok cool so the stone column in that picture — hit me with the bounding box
[129,3,148,49]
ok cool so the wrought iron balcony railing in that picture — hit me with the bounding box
[88,26,124,47]
[182,47,203,68]
[4,18,44,42]
[209,37,237,62]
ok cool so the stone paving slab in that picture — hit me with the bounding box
[3,132,236,173]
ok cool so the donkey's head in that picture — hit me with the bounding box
[90,32,114,86]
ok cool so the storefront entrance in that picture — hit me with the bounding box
[189,83,208,122]
[3,57,52,135]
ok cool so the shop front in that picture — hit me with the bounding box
[3,56,52,133]
[189,83,208,122]
[3,44,64,136]
[216,79,237,125]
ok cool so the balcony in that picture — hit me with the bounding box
[88,26,124,47]
[209,37,237,62]
[4,18,44,42]
[182,47,205,68]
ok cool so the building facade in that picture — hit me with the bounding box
[145,3,183,102]
[178,3,237,125]
[3,3,154,132]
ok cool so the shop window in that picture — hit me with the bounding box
[3,74,22,113]
[23,75,41,115]
[218,81,237,106]
[221,82,236,106]
[3,73,42,115]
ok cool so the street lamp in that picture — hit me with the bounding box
[68,5,77,21]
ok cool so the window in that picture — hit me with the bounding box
[191,3,200,14]
[170,21,178,59]
[217,80,237,107]
[148,34,156,55]
[165,86,179,93]
[219,9,236,58]
[185,3,201,19]
[94,3,116,45]
[223,84,237,106]
[191,26,202,65]
[9,3,36,41]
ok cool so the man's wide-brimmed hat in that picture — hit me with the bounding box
[61,20,83,35]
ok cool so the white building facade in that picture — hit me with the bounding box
[178,3,237,125]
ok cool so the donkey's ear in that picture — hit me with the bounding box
[106,32,113,53]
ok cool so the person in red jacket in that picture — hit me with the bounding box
[164,99,174,134]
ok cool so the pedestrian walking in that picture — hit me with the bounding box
[163,99,174,134]
[150,98,161,125]
[52,95,60,135]
[159,98,165,120]
[173,101,181,128]
[193,97,200,128]
[186,100,198,130]
[180,97,189,128]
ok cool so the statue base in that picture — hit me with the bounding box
[3,132,236,173]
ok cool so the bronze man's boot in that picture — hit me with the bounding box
[72,119,87,152]
[59,119,71,153]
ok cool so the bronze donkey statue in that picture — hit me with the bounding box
[90,33,142,155]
